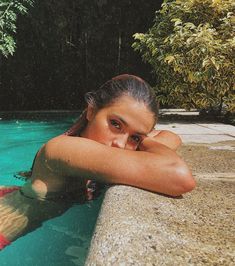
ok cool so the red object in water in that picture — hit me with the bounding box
[0,187,20,198]
[0,187,20,250]
[0,234,11,250]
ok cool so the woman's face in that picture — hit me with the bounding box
[81,95,155,151]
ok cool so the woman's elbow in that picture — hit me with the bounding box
[171,162,196,196]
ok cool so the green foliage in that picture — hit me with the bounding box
[133,0,235,113]
[0,0,34,57]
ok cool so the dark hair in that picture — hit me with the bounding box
[64,74,158,136]
[85,74,159,122]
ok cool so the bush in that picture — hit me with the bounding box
[133,0,235,113]
[0,0,34,57]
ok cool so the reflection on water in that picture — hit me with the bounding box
[0,115,103,266]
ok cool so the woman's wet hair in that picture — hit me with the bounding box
[63,74,159,137]
[85,74,159,122]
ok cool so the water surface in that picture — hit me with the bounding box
[0,115,103,266]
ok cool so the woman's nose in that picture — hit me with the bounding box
[112,134,128,149]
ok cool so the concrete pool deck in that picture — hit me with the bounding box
[86,115,235,265]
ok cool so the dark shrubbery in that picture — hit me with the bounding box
[0,0,162,110]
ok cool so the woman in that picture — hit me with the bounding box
[0,74,195,250]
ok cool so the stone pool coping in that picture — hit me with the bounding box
[85,121,235,265]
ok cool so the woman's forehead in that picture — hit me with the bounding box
[104,95,155,133]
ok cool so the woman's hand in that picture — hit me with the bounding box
[144,129,182,151]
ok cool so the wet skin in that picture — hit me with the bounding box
[26,94,195,199]
[27,95,156,199]
[81,95,156,150]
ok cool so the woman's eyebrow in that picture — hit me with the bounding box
[114,114,148,136]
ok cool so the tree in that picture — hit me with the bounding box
[133,0,235,114]
[0,0,34,57]
[0,0,162,110]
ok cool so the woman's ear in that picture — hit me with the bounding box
[86,104,96,121]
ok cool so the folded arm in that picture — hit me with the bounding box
[37,135,195,197]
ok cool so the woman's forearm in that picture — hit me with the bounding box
[41,136,195,197]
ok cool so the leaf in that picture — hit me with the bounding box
[132,0,234,112]
[164,55,175,64]
[171,18,182,26]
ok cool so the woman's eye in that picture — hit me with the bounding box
[110,119,121,130]
[131,135,141,143]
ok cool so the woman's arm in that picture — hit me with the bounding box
[39,135,195,197]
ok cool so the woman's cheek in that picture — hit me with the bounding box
[97,123,113,145]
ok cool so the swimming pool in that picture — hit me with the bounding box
[0,113,103,266]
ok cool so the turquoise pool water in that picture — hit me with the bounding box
[0,115,103,266]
